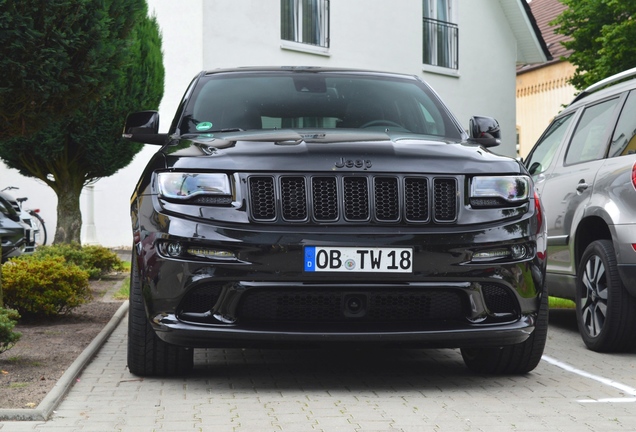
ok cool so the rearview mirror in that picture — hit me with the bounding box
[123,111,169,145]
[468,116,501,147]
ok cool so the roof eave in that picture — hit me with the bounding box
[499,0,552,65]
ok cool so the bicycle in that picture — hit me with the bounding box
[0,186,47,248]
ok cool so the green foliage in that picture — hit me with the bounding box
[0,0,148,140]
[112,277,131,300]
[0,307,21,354]
[2,256,91,317]
[31,244,125,279]
[82,245,127,277]
[552,0,636,90]
[0,11,164,182]
[549,296,576,309]
[0,1,164,244]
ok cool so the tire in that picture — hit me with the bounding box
[127,251,194,376]
[29,211,47,246]
[460,283,549,375]
[575,240,636,352]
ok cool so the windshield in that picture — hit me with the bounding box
[178,71,463,139]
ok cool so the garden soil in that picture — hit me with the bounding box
[0,275,126,410]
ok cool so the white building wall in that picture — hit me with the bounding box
[200,0,422,72]
[0,0,531,248]
[424,0,519,158]
[199,0,518,154]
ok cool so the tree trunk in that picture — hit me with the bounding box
[54,182,83,244]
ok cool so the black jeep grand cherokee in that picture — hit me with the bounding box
[124,67,547,376]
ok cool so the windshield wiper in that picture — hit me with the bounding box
[209,128,244,133]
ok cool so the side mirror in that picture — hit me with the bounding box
[123,111,169,145]
[528,161,541,175]
[468,116,501,147]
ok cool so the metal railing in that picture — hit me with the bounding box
[423,17,458,70]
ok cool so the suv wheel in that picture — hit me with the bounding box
[460,284,548,374]
[576,240,636,352]
[127,251,194,376]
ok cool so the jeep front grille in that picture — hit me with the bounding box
[248,174,457,224]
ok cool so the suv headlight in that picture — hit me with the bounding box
[470,175,530,208]
[157,172,233,204]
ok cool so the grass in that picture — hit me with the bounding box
[4,356,42,367]
[549,296,576,309]
[43,330,62,336]
[112,277,130,300]
[110,259,131,300]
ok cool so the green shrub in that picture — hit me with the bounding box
[32,243,124,279]
[81,245,126,277]
[2,256,91,317]
[0,307,21,354]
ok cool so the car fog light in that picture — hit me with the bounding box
[473,249,510,261]
[166,242,183,257]
[187,247,235,260]
[510,244,527,259]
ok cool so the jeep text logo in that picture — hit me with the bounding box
[334,157,372,170]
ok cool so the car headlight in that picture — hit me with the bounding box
[470,175,529,208]
[157,172,233,204]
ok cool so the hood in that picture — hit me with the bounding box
[161,130,523,174]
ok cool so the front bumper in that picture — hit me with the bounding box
[154,313,537,349]
[133,203,546,349]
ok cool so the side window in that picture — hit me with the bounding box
[564,98,619,165]
[281,0,329,48]
[525,114,574,176]
[609,90,636,157]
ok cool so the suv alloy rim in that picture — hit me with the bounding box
[579,253,607,338]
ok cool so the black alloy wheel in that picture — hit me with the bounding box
[460,282,549,375]
[127,249,194,376]
[575,240,636,352]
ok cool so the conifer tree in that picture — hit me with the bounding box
[0,1,164,244]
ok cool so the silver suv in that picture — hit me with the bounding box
[525,68,636,352]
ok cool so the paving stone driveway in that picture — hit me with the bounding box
[2,308,635,431]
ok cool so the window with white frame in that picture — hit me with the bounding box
[281,0,330,48]
[423,0,458,70]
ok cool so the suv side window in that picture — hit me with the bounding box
[525,114,574,176]
[609,90,636,157]
[564,98,619,165]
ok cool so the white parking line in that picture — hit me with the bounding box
[542,355,636,403]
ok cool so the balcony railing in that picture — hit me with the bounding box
[423,17,458,70]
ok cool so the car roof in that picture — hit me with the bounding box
[566,67,636,111]
[201,66,420,81]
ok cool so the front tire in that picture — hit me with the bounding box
[460,284,548,375]
[575,240,636,352]
[127,251,194,376]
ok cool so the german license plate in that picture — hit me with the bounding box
[304,246,413,273]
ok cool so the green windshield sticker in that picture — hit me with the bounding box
[196,122,213,131]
